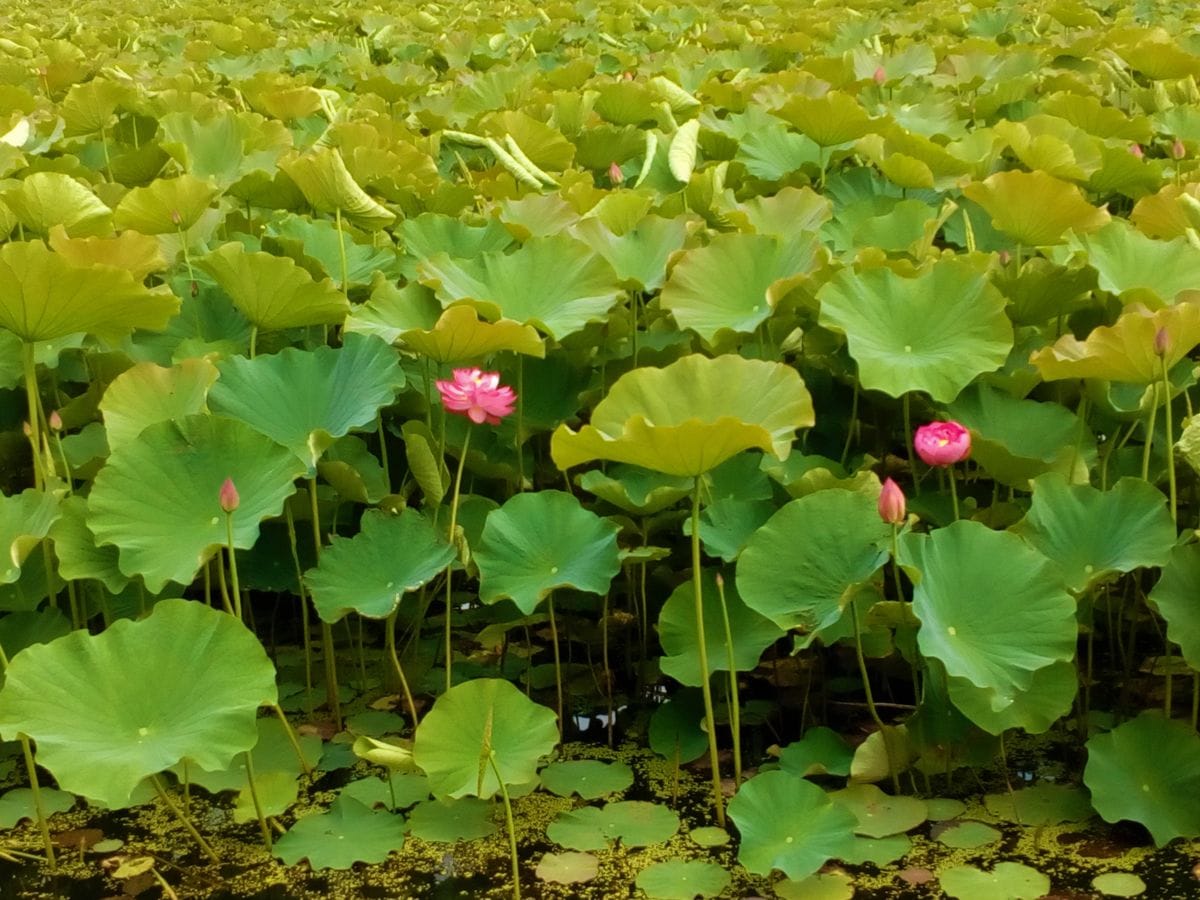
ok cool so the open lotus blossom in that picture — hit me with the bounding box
[435,368,516,425]
[913,420,971,467]
[878,477,906,524]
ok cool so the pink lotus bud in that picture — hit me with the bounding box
[622,71,634,81]
[435,368,516,425]
[1129,143,1144,159]
[170,209,183,227]
[48,410,63,432]
[914,421,971,467]
[219,477,240,513]
[1173,138,1186,160]
[873,66,887,85]
[1154,326,1171,358]
[878,477,906,525]
[22,420,31,437]
[998,250,1011,266]
[608,161,625,185]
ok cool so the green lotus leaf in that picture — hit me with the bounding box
[775,91,877,147]
[47,496,128,594]
[1012,474,1174,593]
[728,770,858,880]
[475,491,621,615]
[304,509,453,623]
[263,214,401,289]
[817,258,1013,402]
[47,226,167,283]
[939,862,1050,900]
[1031,299,1200,384]
[0,241,179,344]
[0,600,275,808]
[88,414,305,593]
[577,465,693,515]
[935,820,1002,850]
[685,497,774,562]
[963,170,1110,245]
[100,359,220,453]
[1085,713,1200,846]
[112,174,221,234]
[417,234,622,341]
[900,521,1076,694]
[778,727,854,778]
[1065,220,1200,308]
[636,861,730,900]
[181,715,322,796]
[547,801,680,851]
[830,783,928,838]
[407,797,497,842]
[344,279,439,343]
[399,305,544,363]
[0,609,70,666]
[737,490,890,635]
[658,570,784,685]
[342,772,430,812]
[540,760,634,800]
[0,787,75,829]
[401,213,515,260]
[0,172,113,238]
[1148,542,1200,671]
[208,333,403,469]
[552,354,814,477]
[993,258,1098,327]
[570,215,689,293]
[660,233,819,344]
[648,690,708,764]
[1092,873,1147,898]
[158,109,291,189]
[737,125,823,182]
[0,488,59,585]
[196,242,350,332]
[412,678,558,800]
[274,795,405,869]
[946,660,1077,735]
[983,783,1093,826]
[775,871,856,900]
[279,147,395,229]
[536,850,599,885]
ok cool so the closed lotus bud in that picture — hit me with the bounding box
[715,572,725,590]
[878,477,906,525]
[1155,326,1171,358]
[22,420,31,437]
[1129,143,1144,159]
[219,477,240,513]
[998,249,1011,266]
[48,410,63,432]
[873,65,887,85]
[1173,138,1186,160]
[170,209,183,227]
[608,161,625,185]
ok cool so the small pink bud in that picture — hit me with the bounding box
[878,477,906,525]
[998,250,1011,266]
[219,477,240,513]
[873,65,887,85]
[1173,138,1186,160]
[22,420,31,437]
[1129,143,1144,159]
[48,410,63,432]
[1154,326,1171,358]
[622,71,634,81]
[170,209,183,227]
[608,161,625,185]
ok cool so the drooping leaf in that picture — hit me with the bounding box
[99,359,220,453]
[1149,542,1200,672]
[0,172,112,237]
[47,496,128,593]
[946,660,1078,735]
[279,147,396,229]
[0,489,59,585]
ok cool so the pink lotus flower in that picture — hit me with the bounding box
[435,368,516,425]
[914,421,971,467]
[873,66,887,85]
[219,477,240,513]
[878,477,906,525]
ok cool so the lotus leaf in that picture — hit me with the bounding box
[778,727,854,778]
[946,660,1078,735]
[0,171,112,238]
[636,860,730,900]
[963,169,1110,245]
[0,489,59,585]
[570,215,689,292]
[547,800,680,850]
[99,359,219,453]
[112,174,220,234]
[274,795,405,869]
[939,862,1050,900]
[407,797,497,842]
[540,760,634,800]
[279,147,395,228]
[1066,219,1200,307]
[47,495,128,593]
[1149,542,1200,671]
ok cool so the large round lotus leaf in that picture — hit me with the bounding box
[279,147,395,229]
[0,600,276,808]
[570,215,689,292]
[413,678,558,800]
[112,174,221,234]
[552,354,814,477]
[900,521,1076,694]
[407,797,498,842]
[1012,474,1174,594]
[304,508,453,623]
[0,488,59,585]
[817,258,1013,402]
[939,862,1050,900]
[0,241,179,343]
[658,570,784,685]
[775,871,855,900]
[196,242,350,332]
[1066,220,1200,308]
[274,795,405,869]
[401,213,515,260]
[636,860,730,900]
[659,233,819,344]
[737,490,890,634]
[417,234,622,341]
[577,465,693,515]
[1149,543,1200,670]
[48,496,128,593]
[209,333,403,470]
[775,91,875,146]
[88,414,305,593]
[99,359,219,453]
[264,214,401,289]
[1031,299,1200,384]
[0,172,112,238]
[831,783,928,838]
[963,170,1110,245]
[946,660,1077,735]
[547,800,680,851]
[1093,873,1147,897]
[474,491,621,615]
[1085,713,1200,846]
[540,760,634,800]
[158,109,291,189]
[728,769,858,880]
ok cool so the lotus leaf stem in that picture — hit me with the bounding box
[376,413,391,491]
[998,731,1019,824]
[214,552,234,617]
[488,753,522,900]
[947,465,960,521]
[1140,390,1158,484]
[21,343,45,491]
[283,505,314,706]
[547,595,564,740]
[714,575,742,786]
[334,207,350,294]
[902,394,919,497]
[242,751,272,852]
[691,479,726,827]
[308,478,342,729]
[1161,356,1178,524]
[443,429,471,694]
[150,774,219,865]
[272,704,313,777]
[515,357,525,492]
[850,600,902,794]
[384,610,420,728]
[223,513,242,621]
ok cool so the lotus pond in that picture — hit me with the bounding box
[3,0,1200,897]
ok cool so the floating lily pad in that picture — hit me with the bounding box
[540,760,633,800]
[831,783,928,838]
[774,871,855,900]
[688,826,730,848]
[935,820,1002,849]
[984,784,1093,825]
[635,860,730,900]
[547,800,680,851]
[407,797,497,842]
[274,796,405,869]
[1093,872,1147,897]
[939,862,1049,900]
[536,851,599,885]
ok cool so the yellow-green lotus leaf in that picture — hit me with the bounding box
[551,355,813,477]
[0,172,113,238]
[47,225,167,282]
[279,147,395,229]
[112,174,221,234]
[963,170,1110,246]
[100,359,220,453]
[775,92,876,147]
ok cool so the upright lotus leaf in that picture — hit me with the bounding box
[112,174,221,234]
[196,242,350,332]
[577,465,693,515]
[1084,714,1200,847]
[99,358,220,453]
[412,678,558,800]
[279,147,395,229]
[474,491,620,615]
[0,489,59,585]
[660,233,821,344]
[401,214,515,260]
[304,509,453,622]
[0,600,276,808]
[158,109,292,188]
[900,521,1076,694]
[552,354,814,477]
[946,661,1077,735]
[570,215,689,292]
[274,795,406,869]
[0,241,179,344]
[1031,300,1200,383]
[208,333,404,470]
[0,172,113,237]
[728,770,859,880]
[658,570,784,685]
[47,226,167,282]
[48,496,129,594]
[775,92,877,146]
[962,170,1110,245]
[264,215,401,289]
[417,234,623,341]
[737,490,891,634]
[88,415,306,592]
[1148,543,1200,670]
[1012,474,1175,594]
[817,258,1013,402]
[1066,220,1200,308]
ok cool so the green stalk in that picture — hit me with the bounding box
[224,513,242,621]
[284,505,314,707]
[851,600,901,793]
[488,755,522,900]
[0,642,56,868]
[308,479,341,729]
[335,207,350,293]
[691,479,726,827]
[1141,391,1158,483]
[443,429,472,694]
[715,575,742,786]
[150,774,220,865]
[22,343,44,490]
[249,326,258,360]
[947,464,960,521]
[902,393,919,496]
[242,751,272,852]
[385,610,420,727]
[1161,356,1178,524]
[515,357,526,491]
[271,704,312,777]
[547,595,564,740]
[214,552,235,616]
[377,413,392,492]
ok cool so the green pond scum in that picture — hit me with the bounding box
[3,0,1200,896]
